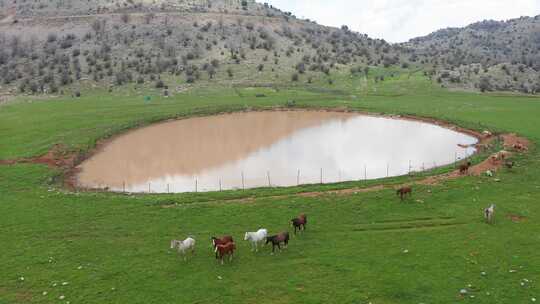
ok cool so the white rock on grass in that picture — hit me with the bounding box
[19,277,25,281]
[62,282,69,286]
[42,291,47,296]
[59,295,65,300]
[460,289,468,295]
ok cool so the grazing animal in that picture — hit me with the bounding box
[291,213,307,234]
[211,235,234,248]
[396,186,412,201]
[215,242,236,265]
[265,232,290,253]
[170,237,196,261]
[458,161,472,174]
[244,229,268,252]
[484,204,495,224]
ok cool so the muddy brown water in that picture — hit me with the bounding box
[76,111,478,193]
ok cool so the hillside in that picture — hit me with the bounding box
[406,16,540,93]
[0,1,539,96]
[0,0,407,96]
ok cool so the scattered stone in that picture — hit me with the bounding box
[217,276,223,280]
[52,283,57,287]
[509,269,518,273]
[481,271,487,276]
[494,178,501,182]
[59,295,65,300]
[403,249,409,254]
[42,291,47,296]
[77,265,83,270]
[460,289,468,295]
[111,287,116,291]
[62,282,69,286]
[532,298,537,302]
[485,170,493,177]
[19,277,25,281]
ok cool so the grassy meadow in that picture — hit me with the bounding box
[1,71,539,304]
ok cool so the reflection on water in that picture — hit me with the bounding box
[77,111,477,193]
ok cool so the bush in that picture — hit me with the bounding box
[155,80,165,88]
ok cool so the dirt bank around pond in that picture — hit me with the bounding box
[0,108,531,195]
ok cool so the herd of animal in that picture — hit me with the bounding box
[170,214,306,264]
[171,184,497,264]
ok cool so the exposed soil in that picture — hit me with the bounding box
[507,214,527,223]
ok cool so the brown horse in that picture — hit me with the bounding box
[291,213,307,234]
[215,242,236,265]
[265,232,290,253]
[458,161,472,174]
[211,235,233,258]
[211,236,234,248]
[396,186,412,201]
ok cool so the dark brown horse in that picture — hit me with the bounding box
[458,161,472,174]
[215,242,236,265]
[265,232,290,253]
[396,186,412,201]
[291,213,307,234]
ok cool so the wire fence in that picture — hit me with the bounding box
[93,149,474,194]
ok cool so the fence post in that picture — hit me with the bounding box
[167,183,170,194]
[408,160,412,175]
[297,169,300,186]
[267,171,271,187]
[386,163,389,177]
[195,179,198,193]
[364,165,367,180]
[148,183,151,193]
[219,179,222,192]
[241,171,245,190]
[320,168,323,184]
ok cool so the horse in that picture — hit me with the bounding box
[396,186,412,201]
[244,229,268,252]
[211,235,234,248]
[484,204,495,224]
[215,242,236,265]
[265,232,290,254]
[170,237,196,261]
[458,161,472,174]
[291,213,307,234]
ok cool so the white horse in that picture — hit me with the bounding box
[244,229,268,252]
[484,204,495,224]
[170,237,196,261]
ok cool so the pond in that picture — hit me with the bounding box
[76,111,478,193]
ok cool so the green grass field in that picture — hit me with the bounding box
[1,72,539,304]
